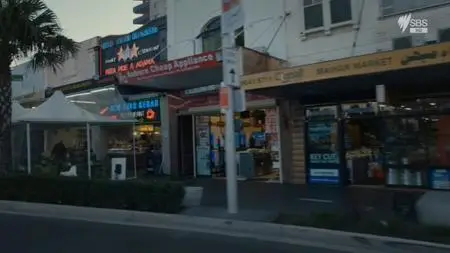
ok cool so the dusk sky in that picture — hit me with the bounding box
[44,0,138,41]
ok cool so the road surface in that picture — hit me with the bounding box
[0,213,345,253]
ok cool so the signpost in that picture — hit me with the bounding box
[221,0,244,214]
[12,75,23,82]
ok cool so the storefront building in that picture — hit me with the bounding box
[114,43,285,178]
[241,42,450,190]
[174,84,282,182]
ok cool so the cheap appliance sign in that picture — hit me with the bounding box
[100,25,164,76]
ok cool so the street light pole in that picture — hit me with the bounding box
[223,31,238,214]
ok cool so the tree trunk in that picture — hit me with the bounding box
[0,64,12,174]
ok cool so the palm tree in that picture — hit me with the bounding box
[0,0,78,172]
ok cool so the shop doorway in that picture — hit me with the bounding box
[342,102,384,186]
[179,115,194,177]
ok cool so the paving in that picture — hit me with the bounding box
[187,179,424,222]
[0,213,346,253]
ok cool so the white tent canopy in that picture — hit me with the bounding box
[12,101,30,123]
[15,91,136,178]
[16,91,134,124]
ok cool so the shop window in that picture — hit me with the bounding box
[193,109,281,181]
[383,117,429,187]
[380,0,450,17]
[439,28,450,42]
[235,27,245,47]
[330,0,352,24]
[392,36,412,49]
[304,0,324,30]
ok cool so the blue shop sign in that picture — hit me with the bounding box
[430,169,450,190]
[101,26,159,49]
[109,98,160,113]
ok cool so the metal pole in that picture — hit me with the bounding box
[26,123,31,175]
[86,123,92,179]
[223,32,238,214]
[132,124,137,179]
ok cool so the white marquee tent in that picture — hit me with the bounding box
[15,91,136,178]
[12,101,30,123]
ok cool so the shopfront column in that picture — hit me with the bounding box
[160,95,179,176]
[288,101,307,184]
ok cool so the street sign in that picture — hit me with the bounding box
[223,48,240,88]
[221,0,244,33]
[12,75,23,81]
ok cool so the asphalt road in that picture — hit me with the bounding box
[0,213,346,253]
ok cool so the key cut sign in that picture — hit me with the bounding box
[310,153,339,164]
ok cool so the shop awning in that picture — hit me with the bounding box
[114,47,285,92]
[115,51,223,91]
[241,42,450,102]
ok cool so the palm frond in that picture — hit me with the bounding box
[0,0,78,72]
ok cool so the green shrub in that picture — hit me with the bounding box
[0,175,185,213]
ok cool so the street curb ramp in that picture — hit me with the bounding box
[0,201,448,253]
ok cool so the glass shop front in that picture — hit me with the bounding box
[305,98,450,190]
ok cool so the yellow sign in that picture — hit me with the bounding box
[241,42,450,90]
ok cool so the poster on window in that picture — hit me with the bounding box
[264,109,277,134]
[430,169,450,190]
[307,121,341,184]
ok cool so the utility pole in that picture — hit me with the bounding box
[222,32,238,214]
[221,0,244,215]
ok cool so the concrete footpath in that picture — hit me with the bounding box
[0,201,449,253]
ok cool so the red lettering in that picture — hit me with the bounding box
[118,64,128,72]
[129,63,135,71]
[135,58,155,69]
[105,68,116,75]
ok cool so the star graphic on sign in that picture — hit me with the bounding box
[117,47,125,62]
[130,43,139,59]
[123,45,131,61]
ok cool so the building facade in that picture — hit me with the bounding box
[46,37,100,89]
[11,62,46,105]
[240,0,450,190]
[166,0,287,60]
[133,0,167,25]
[285,0,450,66]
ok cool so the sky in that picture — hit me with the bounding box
[44,0,138,41]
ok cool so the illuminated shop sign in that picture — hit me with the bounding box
[101,26,159,50]
[100,24,166,76]
[108,98,160,113]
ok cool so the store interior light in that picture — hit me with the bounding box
[429,102,437,106]
[66,87,115,98]
[70,100,96,104]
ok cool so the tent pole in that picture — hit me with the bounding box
[86,123,92,179]
[133,123,137,179]
[26,123,31,175]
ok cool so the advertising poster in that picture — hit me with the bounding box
[430,169,450,190]
[307,120,340,184]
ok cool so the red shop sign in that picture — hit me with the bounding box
[117,51,222,85]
